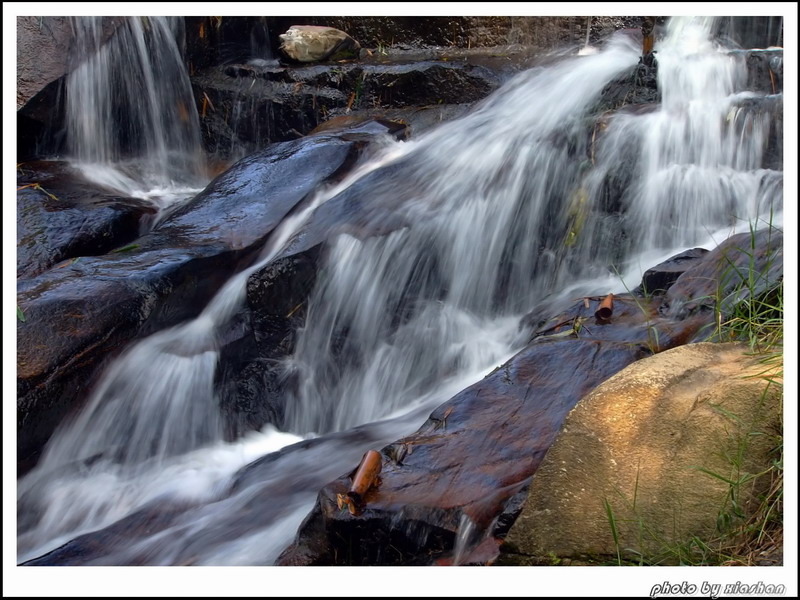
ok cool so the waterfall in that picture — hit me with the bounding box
[17,16,782,565]
[582,16,782,272]
[284,32,643,434]
[65,17,206,205]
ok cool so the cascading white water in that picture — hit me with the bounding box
[583,17,782,262]
[17,17,782,565]
[16,140,410,561]
[284,33,643,434]
[66,17,206,207]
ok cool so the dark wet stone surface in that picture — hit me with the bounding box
[16,128,396,474]
[216,245,323,439]
[664,228,783,326]
[594,58,659,114]
[16,161,157,279]
[193,57,503,159]
[635,248,709,296]
[736,49,783,95]
[728,93,783,171]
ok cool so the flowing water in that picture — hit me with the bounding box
[17,17,782,565]
[65,16,206,212]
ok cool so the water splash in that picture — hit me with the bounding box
[66,17,206,202]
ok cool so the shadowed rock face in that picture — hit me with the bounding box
[276,228,782,566]
[738,49,783,95]
[663,228,783,327]
[193,59,499,159]
[634,247,709,296]
[216,245,324,439]
[16,17,127,159]
[16,126,402,474]
[16,17,125,111]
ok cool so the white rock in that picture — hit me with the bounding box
[279,25,360,63]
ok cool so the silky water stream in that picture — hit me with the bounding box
[17,16,782,565]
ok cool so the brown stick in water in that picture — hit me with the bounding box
[337,449,382,515]
[595,293,614,321]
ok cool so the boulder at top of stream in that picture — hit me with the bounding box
[279,25,361,63]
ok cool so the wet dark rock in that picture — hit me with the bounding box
[594,59,659,114]
[17,161,157,279]
[193,59,499,159]
[17,85,67,161]
[664,228,782,327]
[634,247,709,296]
[763,95,783,171]
[273,160,419,262]
[247,248,323,347]
[737,49,783,94]
[726,93,783,171]
[728,93,783,171]
[193,69,345,157]
[315,104,474,139]
[589,118,643,217]
[184,17,274,73]
[357,62,497,108]
[17,128,394,474]
[216,246,324,439]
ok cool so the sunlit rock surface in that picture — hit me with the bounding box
[500,342,782,564]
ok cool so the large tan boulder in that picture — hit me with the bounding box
[503,342,782,564]
[278,25,360,63]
